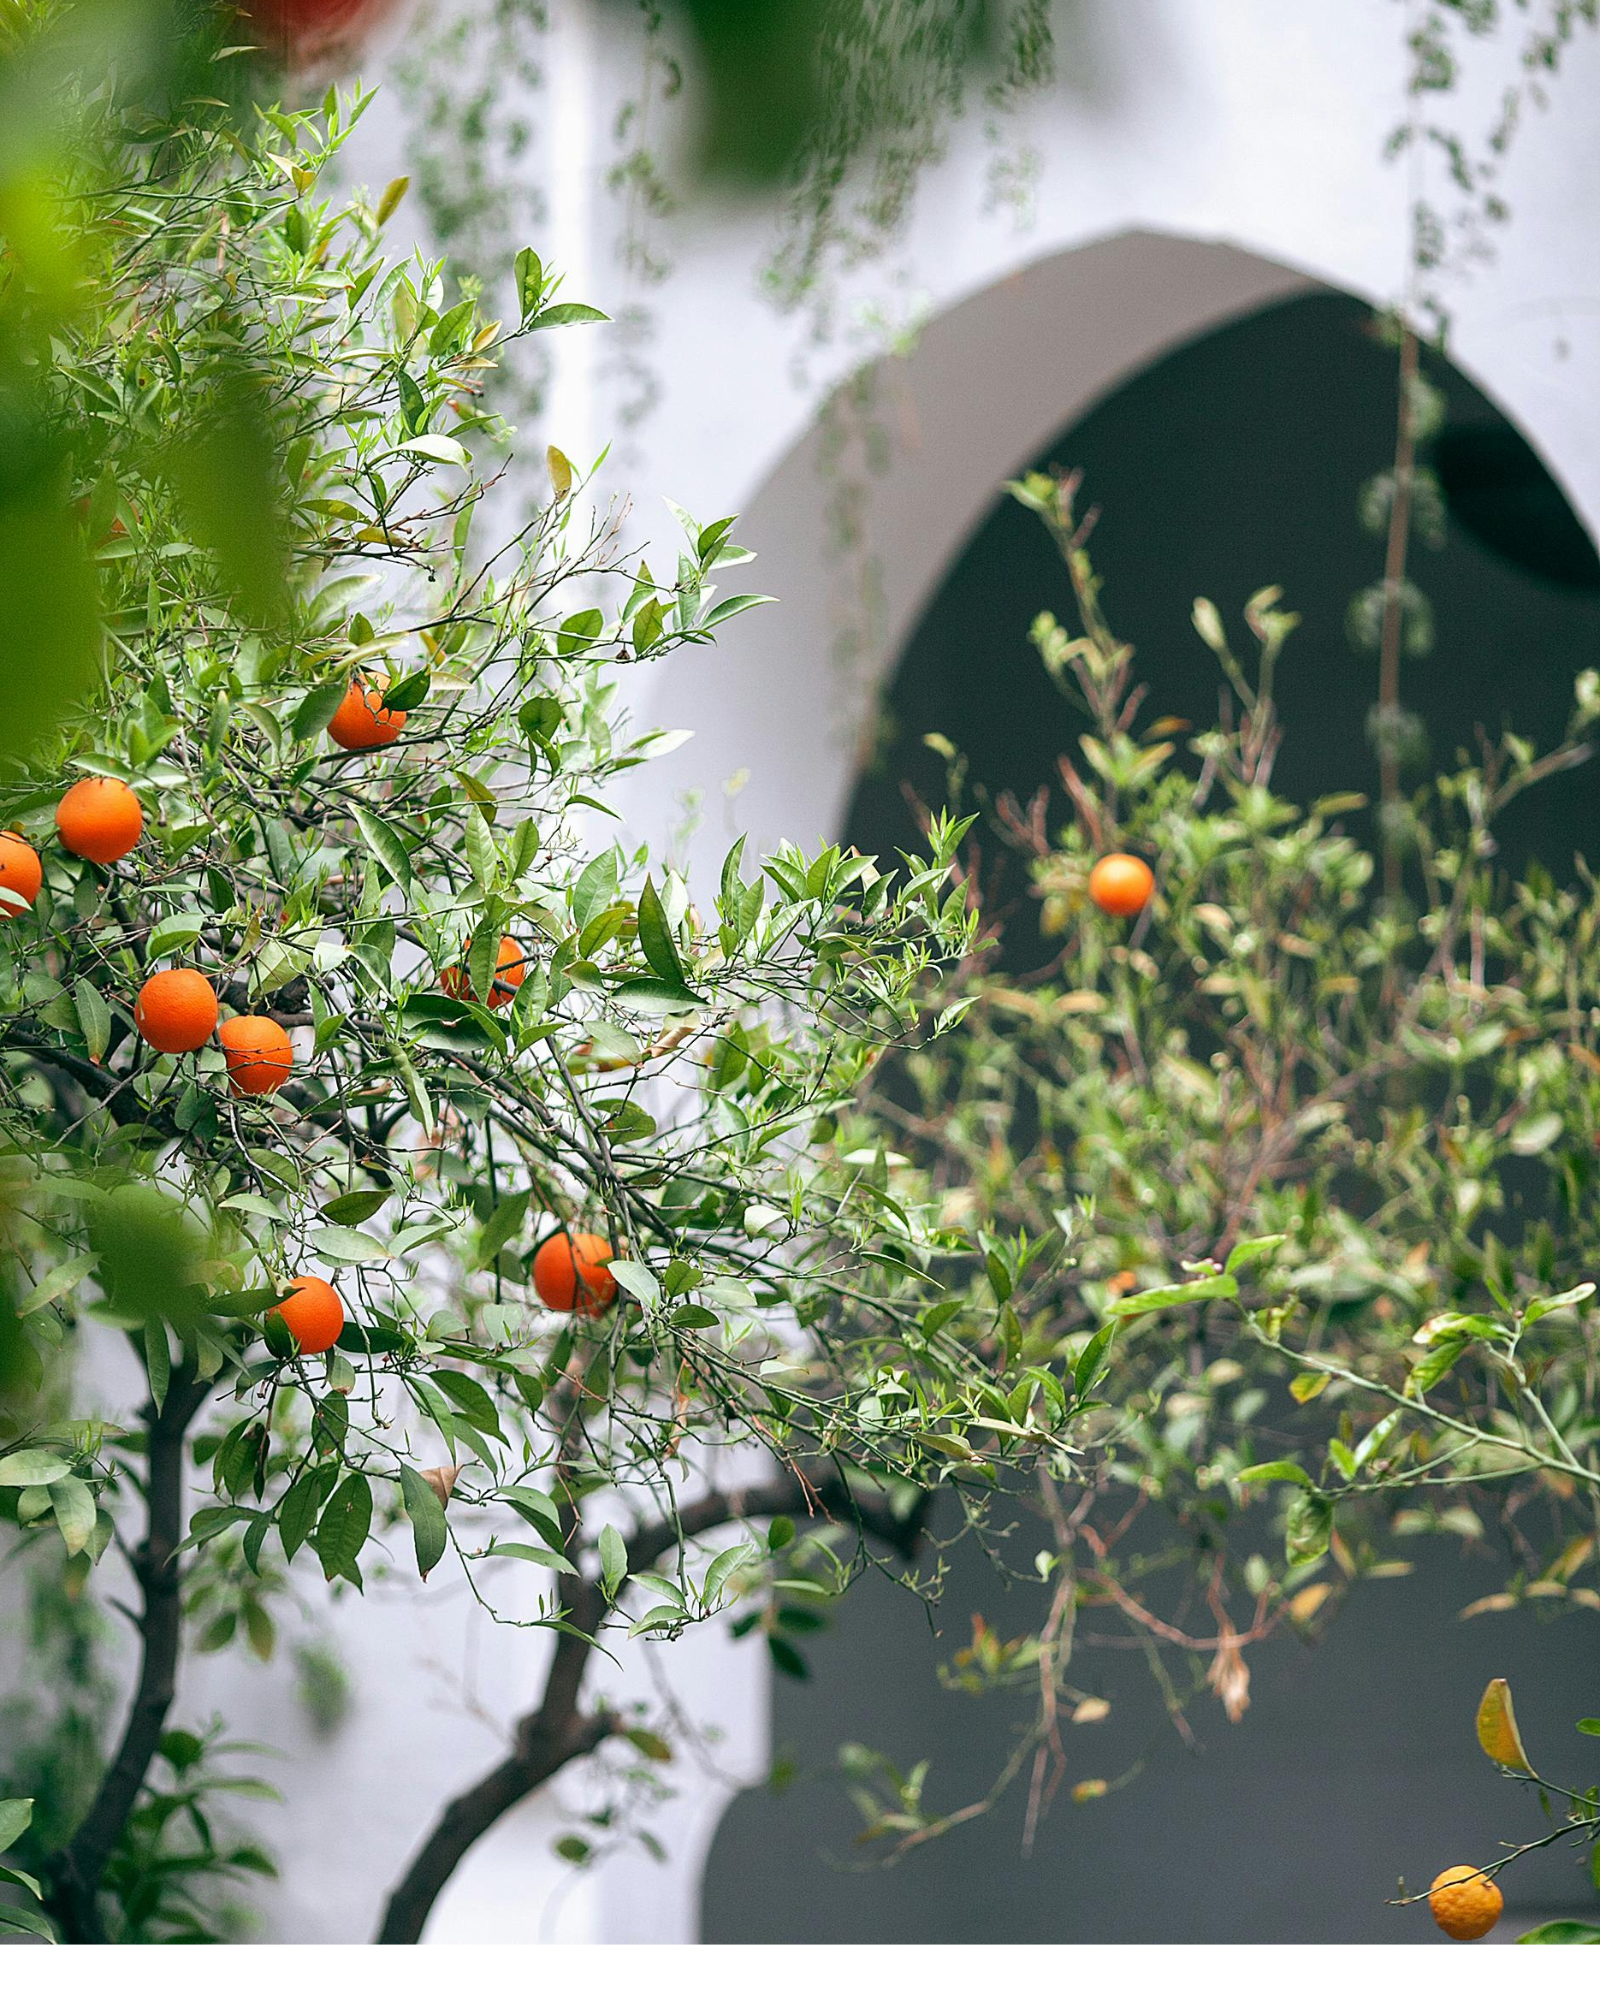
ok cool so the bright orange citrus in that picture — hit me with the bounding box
[218,1015,294,1096]
[531,1231,617,1317]
[1428,1865,1503,1941]
[1088,852,1154,918]
[327,680,405,751]
[441,935,528,1010]
[270,1274,345,1355]
[134,967,218,1053]
[0,833,42,921]
[55,777,144,864]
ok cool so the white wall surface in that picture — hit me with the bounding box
[83,0,1599,1945]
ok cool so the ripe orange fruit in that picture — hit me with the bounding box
[0,833,42,921]
[441,935,528,1010]
[1088,852,1154,918]
[270,1273,345,1355]
[218,1015,294,1096]
[55,776,144,864]
[135,969,218,1055]
[135,967,218,1053]
[327,680,405,751]
[531,1231,617,1317]
[1428,1865,1503,1941]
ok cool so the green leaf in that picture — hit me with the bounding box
[610,976,705,1016]
[72,978,111,1062]
[320,1188,388,1226]
[700,592,776,629]
[292,680,347,741]
[1239,1459,1314,1489]
[599,1522,628,1598]
[703,1541,760,1603]
[431,1369,506,1442]
[477,1191,530,1269]
[310,1225,389,1265]
[608,1260,660,1307]
[571,850,618,931]
[1523,1283,1595,1326]
[350,805,413,890]
[0,1450,72,1487]
[1225,1233,1286,1276]
[636,877,686,985]
[527,302,610,330]
[513,247,544,318]
[1109,1274,1237,1316]
[146,914,205,958]
[382,668,430,713]
[1516,1921,1600,1944]
[314,1473,373,1585]
[399,1464,449,1580]
[0,1904,56,1941]
[398,433,468,467]
[145,1320,171,1413]
[278,1470,328,1563]
[493,1541,578,1575]
[1577,1718,1600,1736]
[0,1798,33,1852]
[49,1477,96,1557]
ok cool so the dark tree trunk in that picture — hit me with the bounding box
[45,1366,209,1943]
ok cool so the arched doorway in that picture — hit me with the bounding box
[694,258,1600,1945]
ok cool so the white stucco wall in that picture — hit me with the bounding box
[164,0,1600,1944]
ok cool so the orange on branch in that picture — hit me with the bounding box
[441,935,528,1010]
[327,680,405,751]
[218,1015,294,1096]
[0,833,42,921]
[1428,1866,1502,1941]
[55,776,144,864]
[134,967,218,1053]
[1088,852,1154,918]
[532,1230,618,1317]
[270,1273,345,1355]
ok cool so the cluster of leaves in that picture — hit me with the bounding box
[831,467,1600,1867]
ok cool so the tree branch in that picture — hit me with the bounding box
[375,1466,928,1944]
[45,1365,210,1943]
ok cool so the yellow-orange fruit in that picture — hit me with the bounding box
[327,681,405,751]
[270,1273,345,1355]
[0,833,42,921]
[441,935,528,1010]
[218,1015,294,1097]
[1428,1866,1503,1941]
[55,777,144,864]
[134,967,218,1054]
[1088,852,1154,918]
[531,1231,617,1317]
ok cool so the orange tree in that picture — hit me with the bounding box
[0,8,1090,1944]
[835,469,1600,1931]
